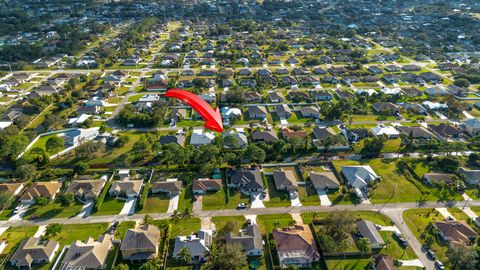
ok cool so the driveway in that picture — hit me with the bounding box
[167,195,180,213]
[76,200,94,218]
[317,190,332,206]
[120,198,137,215]
[244,214,257,224]
[290,196,302,207]
[399,259,424,268]
[9,203,30,221]
[461,207,480,227]
[33,225,46,238]
[0,227,9,236]
[193,195,203,212]
[435,207,454,220]
[250,193,265,209]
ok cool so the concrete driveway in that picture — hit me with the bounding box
[250,193,265,209]
[193,195,203,212]
[120,198,137,215]
[76,200,94,218]
[167,195,180,213]
[317,190,332,206]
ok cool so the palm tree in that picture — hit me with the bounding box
[178,246,192,265]
[170,210,181,224]
[217,243,248,269]
[357,237,371,256]
[180,207,193,219]
[273,221,281,228]
[140,215,154,226]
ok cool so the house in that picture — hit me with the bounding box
[222,130,248,148]
[251,130,278,143]
[368,66,383,74]
[370,125,400,139]
[61,234,113,270]
[20,182,62,204]
[9,237,59,268]
[463,118,480,137]
[356,220,385,249]
[342,166,379,189]
[244,91,263,103]
[0,182,24,196]
[109,178,143,198]
[396,126,436,141]
[372,102,401,115]
[423,173,456,185]
[226,224,263,256]
[68,114,92,127]
[300,106,321,118]
[272,170,298,192]
[343,128,370,143]
[310,90,333,101]
[458,167,480,185]
[425,86,448,96]
[272,225,320,268]
[268,92,283,103]
[65,179,107,202]
[146,80,168,92]
[371,254,396,270]
[228,168,264,194]
[422,101,448,110]
[35,85,60,96]
[190,129,215,146]
[309,171,340,190]
[281,128,307,140]
[64,128,100,146]
[312,127,345,150]
[172,230,213,262]
[120,225,161,262]
[248,106,267,120]
[401,87,423,97]
[274,104,292,118]
[170,108,187,121]
[221,107,242,120]
[159,134,185,146]
[434,221,478,245]
[151,179,183,196]
[427,124,463,140]
[192,178,223,194]
[0,121,13,130]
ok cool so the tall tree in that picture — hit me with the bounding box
[178,246,192,265]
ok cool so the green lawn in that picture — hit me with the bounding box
[381,138,402,153]
[114,221,136,239]
[327,189,359,205]
[48,223,110,246]
[380,231,417,260]
[298,185,320,206]
[332,159,461,204]
[92,196,125,216]
[470,206,480,216]
[301,210,393,226]
[176,185,194,212]
[0,226,38,254]
[169,218,201,238]
[202,188,250,210]
[212,216,246,234]
[29,134,61,152]
[23,202,83,220]
[326,258,371,270]
[263,176,290,207]
[447,207,470,221]
[127,94,144,102]
[257,214,294,234]
[403,208,449,262]
[138,194,170,214]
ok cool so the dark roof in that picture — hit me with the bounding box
[396,126,435,139]
[229,168,264,189]
[159,135,185,146]
[226,224,263,253]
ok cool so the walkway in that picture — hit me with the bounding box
[399,259,424,268]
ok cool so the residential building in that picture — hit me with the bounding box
[65,179,107,202]
[272,225,320,268]
[463,118,480,137]
[228,168,264,194]
[61,234,113,270]
[192,178,223,194]
[427,124,463,140]
[159,134,185,146]
[309,171,340,190]
[342,166,379,189]
[172,230,213,262]
[109,178,143,198]
[20,182,62,204]
[190,129,215,146]
[458,167,480,185]
[423,173,456,185]
[10,237,59,268]
[300,106,321,118]
[64,128,100,147]
[272,169,298,192]
[371,254,396,270]
[434,221,478,245]
[0,182,24,196]
[356,220,385,249]
[120,225,161,262]
[370,125,400,139]
[248,106,267,120]
[225,224,263,256]
[251,130,278,143]
[151,179,183,196]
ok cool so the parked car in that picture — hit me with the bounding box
[398,236,408,248]
[237,203,247,209]
[427,250,436,260]
[434,260,445,270]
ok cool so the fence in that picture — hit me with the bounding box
[16,128,76,159]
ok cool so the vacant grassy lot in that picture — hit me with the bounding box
[403,208,449,262]
[0,226,38,254]
[298,185,320,206]
[301,210,393,226]
[23,202,83,220]
[169,218,201,238]
[92,196,125,216]
[49,223,110,246]
[176,185,193,211]
[138,194,170,214]
[326,258,370,270]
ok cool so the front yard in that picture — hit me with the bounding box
[137,194,170,214]
[23,201,83,220]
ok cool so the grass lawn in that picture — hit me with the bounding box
[23,202,83,220]
[379,231,417,260]
[176,186,194,212]
[0,226,38,254]
[169,218,201,238]
[381,138,402,153]
[301,210,393,226]
[326,258,370,270]
[0,206,15,220]
[403,208,449,262]
[127,94,144,102]
[470,206,480,216]
[212,216,246,232]
[332,159,461,204]
[327,189,359,205]
[257,214,294,234]
[29,134,60,152]
[92,196,125,216]
[298,185,320,206]
[263,176,290,207]
[115,86,130,95]
[447,207,470,221]
[138,194,170,214]
[49,223,109,246]
[202,188,250,210]
[114,221,136,239]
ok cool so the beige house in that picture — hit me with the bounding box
[65,179,106,202]
[61,234,113,270]
[20,182,62,204]
[10,237,59,268]
[0,182,24,196]
[109,179,143,198]
[120,225,161,262]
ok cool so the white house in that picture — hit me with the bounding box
[64,128,99,146]
[463,118,480,137]
[172,230,213,262]
[190,129,215,146]
[370,125,400,139]
[342,166,380,189]
[68,114,91,127]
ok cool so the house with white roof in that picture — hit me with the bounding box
[342,166,380,189]
[172,230,212,263]
[139,94,160,103]
[370,125,400,139]
[463,118,480,136]
[64,128,99,146]
[422,101,448,110]
[221,107,242,119]
[380,87,402,95]
[190,129,215,146]
[68,114,91,127]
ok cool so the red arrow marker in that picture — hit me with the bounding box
[165,88,224,132]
